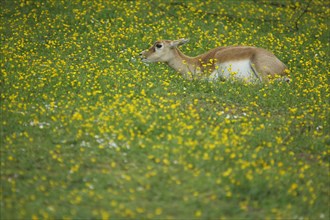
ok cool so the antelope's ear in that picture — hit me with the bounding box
[170,38,189,48]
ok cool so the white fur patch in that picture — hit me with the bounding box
[209,60,259,82]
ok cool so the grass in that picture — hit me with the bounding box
[1,0,329,219]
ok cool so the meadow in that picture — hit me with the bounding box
[1,0,329,219]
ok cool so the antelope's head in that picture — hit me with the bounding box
[139,38,189,63]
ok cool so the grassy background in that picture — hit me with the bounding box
[1,0,329,219]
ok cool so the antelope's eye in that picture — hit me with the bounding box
[155,44,162,49]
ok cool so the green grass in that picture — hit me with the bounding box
[1,0,329,219]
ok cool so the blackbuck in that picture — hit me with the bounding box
[140,38,289,83]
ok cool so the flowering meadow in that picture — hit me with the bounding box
[1,0,329,219]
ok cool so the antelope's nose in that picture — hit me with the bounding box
[139,51,145,59]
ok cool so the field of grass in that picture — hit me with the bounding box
[1,0,329,219]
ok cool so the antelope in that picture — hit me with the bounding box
[139,38,289,83]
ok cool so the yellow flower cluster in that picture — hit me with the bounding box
[1,0,329,219]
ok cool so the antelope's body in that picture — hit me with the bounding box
[140,39,289,83]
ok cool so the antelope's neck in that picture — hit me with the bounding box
[166,48,198,79]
